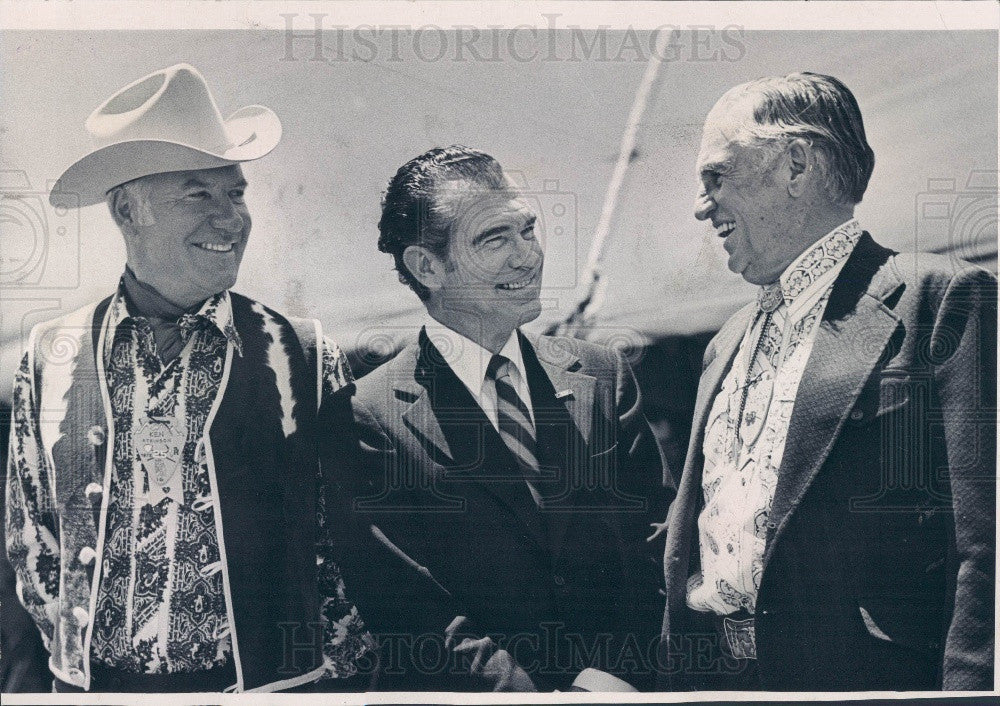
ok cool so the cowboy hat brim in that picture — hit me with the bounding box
[50,105,281,208]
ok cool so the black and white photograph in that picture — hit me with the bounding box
[0,1,996,701]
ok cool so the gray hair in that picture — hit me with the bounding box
[106,176,156,228]
[723,72,875,204]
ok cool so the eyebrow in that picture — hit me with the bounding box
[472,224,511,246]
[180,178,248,190]
[699,159,732,177]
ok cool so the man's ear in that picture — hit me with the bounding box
[109,188,137,234]
[402,245,444,293]
[786,138,813,198]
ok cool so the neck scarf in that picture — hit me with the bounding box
[121,268,206,364]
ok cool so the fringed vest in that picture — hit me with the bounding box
[29,291,324,692]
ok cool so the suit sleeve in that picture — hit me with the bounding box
[614,349,676,521]
[4,352,60,649]
[323,386,464,631]
[932,268,996,690]
[612,350,674,690]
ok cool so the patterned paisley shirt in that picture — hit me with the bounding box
[9,283,372,677]
[688,219,862,615]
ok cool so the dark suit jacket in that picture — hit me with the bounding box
[322,329,672,691]
[659,234,996,691]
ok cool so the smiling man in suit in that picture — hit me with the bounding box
[657,72,995,691]
[323,145,672,691]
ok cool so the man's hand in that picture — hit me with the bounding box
[444,616,536,692]
[646,520,669,542]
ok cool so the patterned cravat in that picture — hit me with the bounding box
[736,283,784,443]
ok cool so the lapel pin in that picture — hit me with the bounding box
[555,389,574,400]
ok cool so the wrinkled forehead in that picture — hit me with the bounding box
[437,177,535,229]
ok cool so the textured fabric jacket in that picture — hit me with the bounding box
[5,290,357,692]
[659,235,996,691]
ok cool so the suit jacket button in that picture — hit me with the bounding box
[553,574,566,587]
[87,426,106,446]
[849,409,864,421]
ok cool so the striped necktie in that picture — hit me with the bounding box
[487,354,543,503]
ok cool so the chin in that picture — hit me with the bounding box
[741,267,780,286]
[215,271,239,292]
[518,300,542,326]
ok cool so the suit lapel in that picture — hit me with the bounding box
[763,234,903,569]
[525,333,594,448]
[400,329,549,554]
[398,358,456,469]
[520,333,597,556]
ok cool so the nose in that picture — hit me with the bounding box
[694,190,714,221]
[211,200,245,234]
[510,228,541,269]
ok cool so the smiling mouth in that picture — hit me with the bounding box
[714,221,736,238]
[497,269,539,291]
[194,242,235,253]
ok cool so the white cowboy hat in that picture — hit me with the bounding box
[50,63,282,208]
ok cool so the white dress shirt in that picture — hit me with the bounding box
[423,321,535,431]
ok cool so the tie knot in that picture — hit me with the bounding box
[758,282,783,313]
[487,353,511,382]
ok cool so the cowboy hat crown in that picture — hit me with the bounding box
[50,63,281,208]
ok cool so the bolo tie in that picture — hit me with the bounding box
[735,283,783,444]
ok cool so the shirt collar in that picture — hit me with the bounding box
[107,278,244,356]
[768,218,862,308]
[423,320,525,396]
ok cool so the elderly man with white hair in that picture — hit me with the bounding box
[4,64,372,693]
[657,72,995,691]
